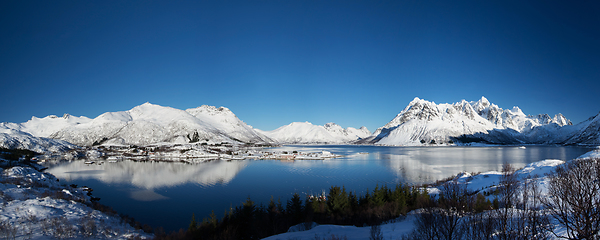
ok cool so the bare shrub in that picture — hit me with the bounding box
[402,207,467,240]
[79,212,98,238]
[0,219,17,240]
[369,223,383,240]
[23,213,38,240]
[515,175,550,240]
[41,216,76,239]
[495,163,520,240]
[543,158,600,240]
[463,210,496,240]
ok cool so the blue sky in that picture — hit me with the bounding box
[1,1,599,132]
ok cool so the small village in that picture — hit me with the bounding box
[35,143,343,165]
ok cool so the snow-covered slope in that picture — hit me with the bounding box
[3,103,275,147]
[0,124,75,153]
[258,122,371,144]
[367,97,574,146]
[562,112,600,145]
[186,105,273,144]
[19,114,92,138]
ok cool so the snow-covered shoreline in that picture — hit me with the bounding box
[0,163,151,239]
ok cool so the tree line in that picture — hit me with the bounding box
[156,183,429,240]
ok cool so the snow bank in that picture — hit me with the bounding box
[0,165,151,239]
[576,149,600,159]
[263,213,416,240]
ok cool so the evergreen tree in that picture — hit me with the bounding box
[327,186,350,216]
[188,213,197,232]
[287,193,304,224]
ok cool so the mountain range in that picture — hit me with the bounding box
[2,103,275,149]
[1,97,599,152]
[363,97,598,146]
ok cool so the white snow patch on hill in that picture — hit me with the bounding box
[257,122,371,144]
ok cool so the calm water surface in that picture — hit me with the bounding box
[44,145,595,232]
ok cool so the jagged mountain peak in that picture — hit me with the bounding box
[553,113,571,126]
[471,96,496,114]
[370,97,577,146]
[477,96,490,106]
[408,97,429,106]
[510,106,525,116]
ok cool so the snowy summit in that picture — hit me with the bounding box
[360,97,596,146]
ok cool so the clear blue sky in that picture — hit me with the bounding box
[1,1,599,132]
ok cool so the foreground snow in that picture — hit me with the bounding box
[263,214,416,240]
[0,165,151,239]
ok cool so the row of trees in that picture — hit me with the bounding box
[157,183,429,240]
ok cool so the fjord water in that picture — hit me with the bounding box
[45,145,595,232]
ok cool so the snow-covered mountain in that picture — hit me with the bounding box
[364,97,577,146]
[257,122,371,144]
[562,112,600,145]
[2,103,274,148]
[185,105,273,144]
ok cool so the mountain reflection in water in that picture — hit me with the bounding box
[46,160,248,189]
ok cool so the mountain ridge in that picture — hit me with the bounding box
[1,98,599,152]
[3,103,275,149]
[365,97,594,146]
